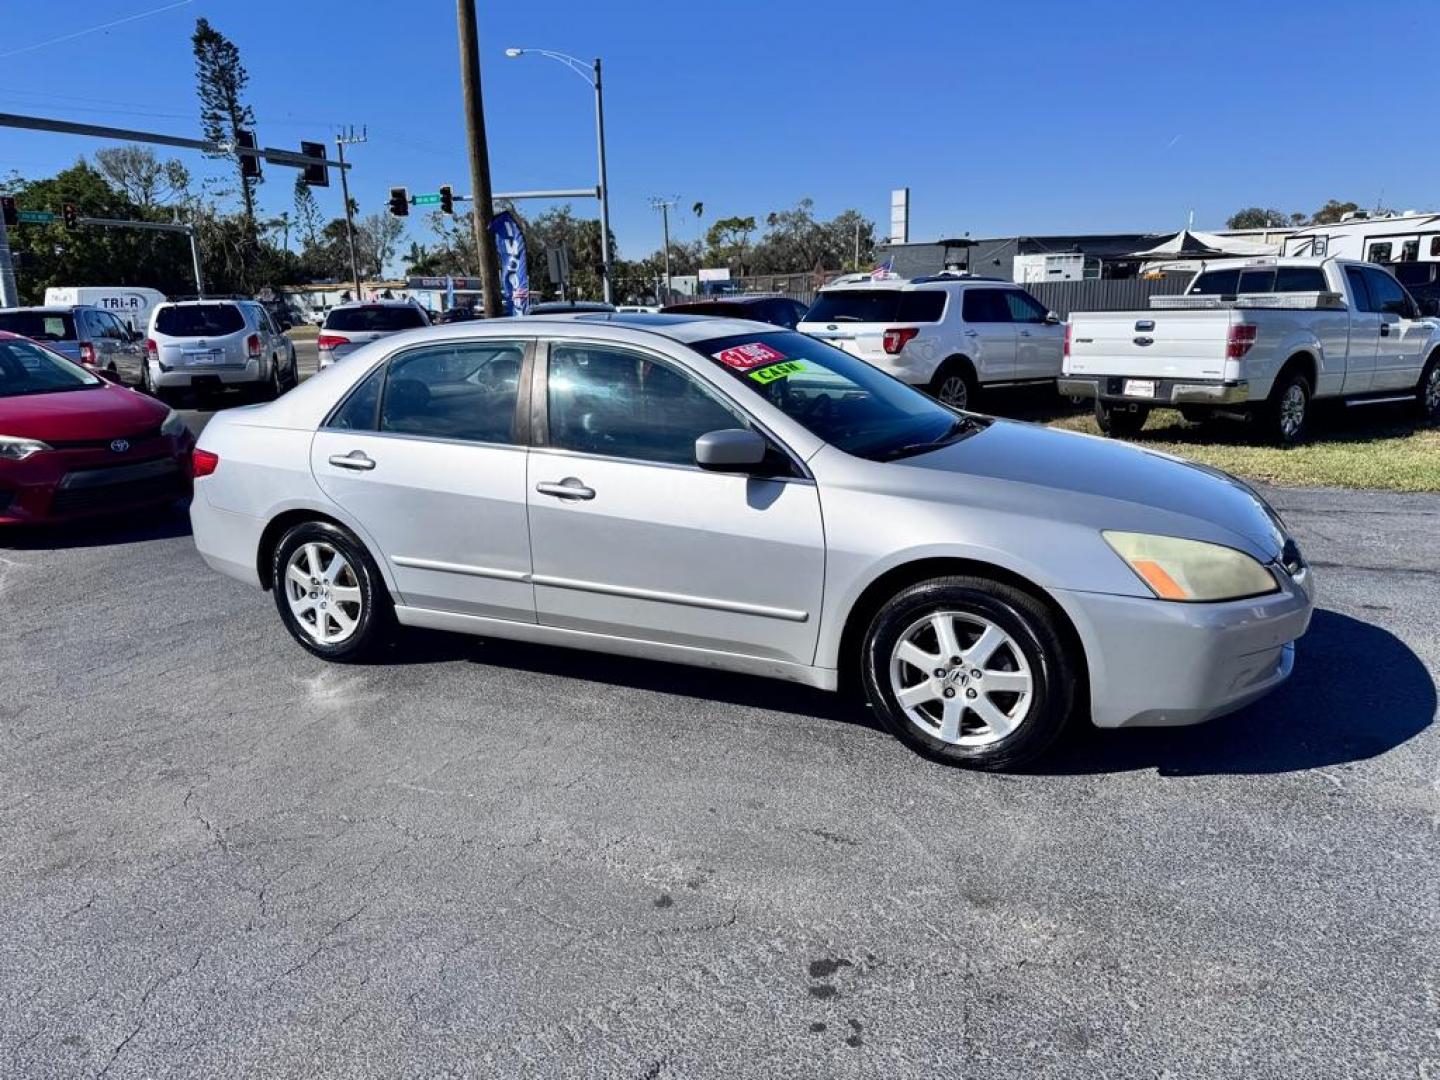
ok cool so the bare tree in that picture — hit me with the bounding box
[94,146,190,209]
[357,212,405,279]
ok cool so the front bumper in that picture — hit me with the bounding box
[1060,376,1252,406]
[1053,563,1314,728]
[0,440,193,525]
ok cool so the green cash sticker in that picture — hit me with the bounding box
[748,359,806,385]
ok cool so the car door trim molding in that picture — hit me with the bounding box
[531,572,809,622]
[391,555,530,582]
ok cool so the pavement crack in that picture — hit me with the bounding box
[182,788,229,855]
[268,900,371,987]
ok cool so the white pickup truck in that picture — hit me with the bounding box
[1059,258,1440,443]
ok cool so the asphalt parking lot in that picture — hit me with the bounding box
[1,408,1436,1075]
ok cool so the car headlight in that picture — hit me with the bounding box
[1103,531,1279,602]
[0,435,51,461]
[160,409,187,438]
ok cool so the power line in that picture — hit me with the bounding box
[0,0,194,60]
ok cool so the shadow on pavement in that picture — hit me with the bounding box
[0,504,192,551]
[1041,608,1435,776]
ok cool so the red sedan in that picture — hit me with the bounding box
[0,331,194,525]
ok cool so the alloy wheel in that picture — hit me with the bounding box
[1426,366,1440,414]
[888,611,1034,747]
[1279,384,1306,439]
[283,542,363,645]
[938,376,969,410]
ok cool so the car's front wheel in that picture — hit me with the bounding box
[860,575,1075,770]
[271,521,393,661]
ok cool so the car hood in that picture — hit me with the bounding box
[0,384,169,442]
[892,419,1285,559]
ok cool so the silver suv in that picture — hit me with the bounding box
[317,299,430,368]
[144,299,297,401]
[0,305,145,385]
[798,273,1064,409]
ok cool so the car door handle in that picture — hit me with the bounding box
[1018,330,1032,337]
[536,478,596,501]
[1380,323,1391,336]
[963,329,978,337]
[328,451,376,471]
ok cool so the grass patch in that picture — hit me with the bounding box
[987,390,1440,493]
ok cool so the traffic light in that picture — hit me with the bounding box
[236,129,262,179]
[388,187,409,217]
[1,195,15,229]
[62,203,78,229]
[439,185,454,215]
[300,140,328,187]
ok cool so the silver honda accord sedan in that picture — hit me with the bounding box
[190,314,1314,770]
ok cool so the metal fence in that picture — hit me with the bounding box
[1023,277,1189,318]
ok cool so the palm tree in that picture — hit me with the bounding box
[264,211,291,252]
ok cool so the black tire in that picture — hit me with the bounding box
[1094,399,1149,438]
[860,575,1076,771]
[1415,351,1440,424]
[930,358,977,411]
[271,520,394,662]
[1263,369,1311,446]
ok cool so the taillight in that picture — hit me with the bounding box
[190,448,219,478]
[317,334,346,350]
[78,341,97,366]
[882,327,920,355]
[1063,323,1072,358]
[1226,323,1258,359]
[246,333,262,358]
[144,338,158,359]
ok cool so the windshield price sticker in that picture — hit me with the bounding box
[749,360,806,384]
[713,342,787,371]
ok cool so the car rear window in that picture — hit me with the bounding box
[324,306,428,332]
[0,311,76,341]
[803,289,945,324]
[1191,266,1330,295]
[155,304,245,337]
[1188,269,1242,295]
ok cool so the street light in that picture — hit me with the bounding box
[506,46,613,304]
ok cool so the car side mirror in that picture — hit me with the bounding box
[1418,297,1440,318]
[1044,311,1061,325]
[695,428,768,472]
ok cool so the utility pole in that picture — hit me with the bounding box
[457,0,503,317]
[0,210,18,307]
[649,196,676,303]
[592,57,613,304]
[854,219,861,271]
[336,126,366,300]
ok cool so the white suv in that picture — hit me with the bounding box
[798,274,1065,409]
[144,299,297,402]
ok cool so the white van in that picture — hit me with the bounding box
[43,286,167,336]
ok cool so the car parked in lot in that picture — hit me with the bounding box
[0,332,193,525]
[190,315,1313,770]
[798,273,1064,410]
[144,299,297,401]
[1061,257,1440,442]
[663,295,811,329]
[317,300,431,368]
[0,305,145,385]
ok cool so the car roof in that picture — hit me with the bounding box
[330,299,419,309]
[156,298,251,307]
[0,305,90,314]
[817,273,1016,293]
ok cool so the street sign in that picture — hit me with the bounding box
[17,210,54,224]
[412,193,442,206]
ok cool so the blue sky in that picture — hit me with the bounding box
[3,0,1435,264]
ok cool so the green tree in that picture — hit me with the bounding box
[1225,206,1290,230]
[356,212,404,279]
[1310,199,1361,225]
[293,176,324,251]
[747,199,875,274]
[704,215,756,274]
[192,17,259,239]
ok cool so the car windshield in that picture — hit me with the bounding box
[0,338,102,396]
[155,304,246,337]
[0,311,77,342]
[325,306,428,332]
[803,289,946,323]
[691,330,982,461]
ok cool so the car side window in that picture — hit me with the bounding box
[326,363,387,431]
[1003,290,1049,323]
[1345,266,1376,312]
[546,343,745,466]
[377,342,525,444]
[1362,267,1412,318]
[961,288,1008,323]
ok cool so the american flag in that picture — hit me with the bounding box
[870,256,896,280]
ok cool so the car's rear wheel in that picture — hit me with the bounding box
[860,575,1075,770]
[1095,400,1148,437]
[1415,352,1440,424]
[1264,370,1311,445]
[930,359,976,411]
[271,521,393,661]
